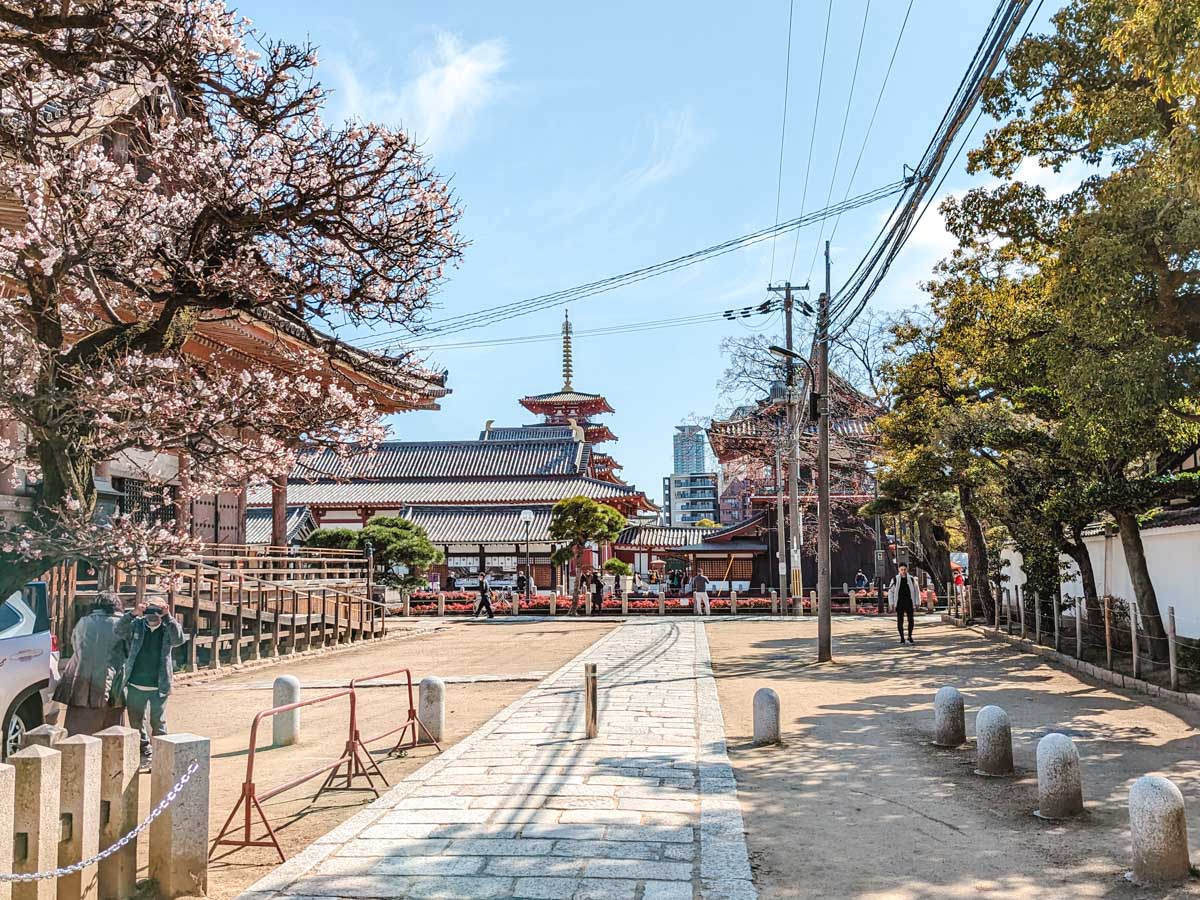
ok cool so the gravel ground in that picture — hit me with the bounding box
[706,616,1200,899]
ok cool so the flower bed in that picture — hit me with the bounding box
[399,593,895,616]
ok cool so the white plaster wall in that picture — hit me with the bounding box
[1003,525,1200,640]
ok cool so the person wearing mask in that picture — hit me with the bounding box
[475,572,495,619]
[116,601,186,767]
[854,570,868,591]
[54,591,127,736]
[692,571,712,616]
[887,564,921,645]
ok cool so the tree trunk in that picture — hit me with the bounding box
[1113,509,1169,663]
[1061,526,1101,634]
[957,484,994,621]
[916,514,952,594]
[566,547,585,616]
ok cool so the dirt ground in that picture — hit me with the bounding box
[132,618,614,900]
[707,616,1200,899]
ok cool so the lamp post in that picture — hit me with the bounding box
[519,509,535,603]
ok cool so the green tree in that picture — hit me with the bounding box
[305,528,359,552]
[603,559,633,576]
[548,496,626,615]
[358,516,443,590]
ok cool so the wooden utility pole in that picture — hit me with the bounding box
[766,282,805,611]
[817,242,832,662]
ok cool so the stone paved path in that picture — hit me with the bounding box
[240,621,754,900]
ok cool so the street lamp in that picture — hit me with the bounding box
[519,509,535,603]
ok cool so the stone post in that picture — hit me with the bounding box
[0,762,14,900]
[437,592,445,617]
[272,675,301,747]
[769,589,778,615]
[548,591,556,616]
[620,591,628,616]
[419,676,445,743]
[932,686,965,748]
[148,734,210,899]
[1168,606,1178,691]
[12,744,61,900]
[752,688,780,745]
[849,590,857,614]
[657,594,665,616]
[974,705,1014,777]
[808,590,816,615]
[1128,775,1191,885]
[1035,733,1083,820]
[730,591,738,615]
[57,735,101,900]
[21,724,65,750]
[96,727,139,900]
[402,591,410,617]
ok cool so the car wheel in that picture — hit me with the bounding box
[4,699,39,760]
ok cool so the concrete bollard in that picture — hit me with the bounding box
[1035,733,1083,819]
[0,762,14,900]
[1128,775,1191,885]
[272,675,301,747]
[849,590,857,614]
[808,590,817,615]
[730,591,738,615]
[21,724,65,750]
[657,594,665,615]
[974,705,1014,777]
[437,592,445,617]
[752,688,781,745]
[96,727,139,900]
[769,589,778,614]
[418,676,445,743]
[57,734,101,900]
[932,686,966,747]
[148,734,210,899]
[12,744,61,900]
[620,591,628,616]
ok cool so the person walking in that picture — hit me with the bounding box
[692,571,712,616]
[115,600,186,768]
[887,564,921,645]
[590,572,604,616]
[516,570,528,598]
[54,591,127,736]
[474,572,495,619]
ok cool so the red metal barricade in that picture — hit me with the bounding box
[209,688,384,862]
[347,667,443,765]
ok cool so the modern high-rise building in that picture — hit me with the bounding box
[662,472,721,526]
[672,425,708,475]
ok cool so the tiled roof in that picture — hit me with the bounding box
[520,389,609,404]
[1081,505,1200,537]
[403,505,555,544]
[479,425,576,441]
[248,476,643,508]
[293,438,586,481]
[244,505,316,545]
[615,524,720,549]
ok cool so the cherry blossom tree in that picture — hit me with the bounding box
[0,0,463,597]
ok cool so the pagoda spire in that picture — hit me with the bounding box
[562,309,574,391]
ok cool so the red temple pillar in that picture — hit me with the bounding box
[270,474,287,547]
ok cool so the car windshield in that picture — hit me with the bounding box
[0,593,33,641]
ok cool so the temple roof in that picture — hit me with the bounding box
[519,391,615,412]
[292,437,588,481]
[244,505,315,545]
[403,505,555,544]
[479,424,577,441]
[248,475,646,508]
[615,524,721,550]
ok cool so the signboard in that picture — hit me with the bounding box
[875,550,885,562]
[778,563,787,577]
[790,550,802,568]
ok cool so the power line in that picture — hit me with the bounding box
[355,179,905,348]
[826,0,916,250]
[803,0,873,285]
[768,0,797,283]
[786,0,835,279]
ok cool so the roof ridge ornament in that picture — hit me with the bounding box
[562,309,573,391]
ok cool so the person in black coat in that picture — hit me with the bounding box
[475,572,495,619]
[591,573,604,615]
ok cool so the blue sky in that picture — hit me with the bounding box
[240,0,1067,499]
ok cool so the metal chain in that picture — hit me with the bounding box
[0,760,200,883]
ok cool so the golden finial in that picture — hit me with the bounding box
[562,309,574,391]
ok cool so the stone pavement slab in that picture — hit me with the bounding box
[238,621,754,899]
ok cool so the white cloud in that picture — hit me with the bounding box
[326,32,508,153]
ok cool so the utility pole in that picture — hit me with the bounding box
[774,445,787,598]
[766,282,804,614]
[817,241,833,662]
[873,467,885,614]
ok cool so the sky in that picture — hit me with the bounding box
[238,0,1069,501]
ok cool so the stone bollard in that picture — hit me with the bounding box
[752,688,781,745]
[96,727,139,900]
[57,734,101,900]
[149,734,210,899]
[419,676,445,743]
[0,762,14,900]
[1128,775,1191,885]
[974,705,1014,777]
[657,594,665,615]
[769,589,778,615]
[730,591,738,615]
[620,591,628,616]
[21,724,64,750]
[932,686,966,747]
[12,744,61,900]
[1035,733,1083,820]
[437,592,445,617]
[808,590,817,615]
[272,675,301,746]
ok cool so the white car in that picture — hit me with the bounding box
[0,584,60,758]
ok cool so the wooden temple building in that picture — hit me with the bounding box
[251,312,654,589]
[705,360,884,595]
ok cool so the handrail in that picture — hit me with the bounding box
[208,688,383,862]
[153,556,388,611]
